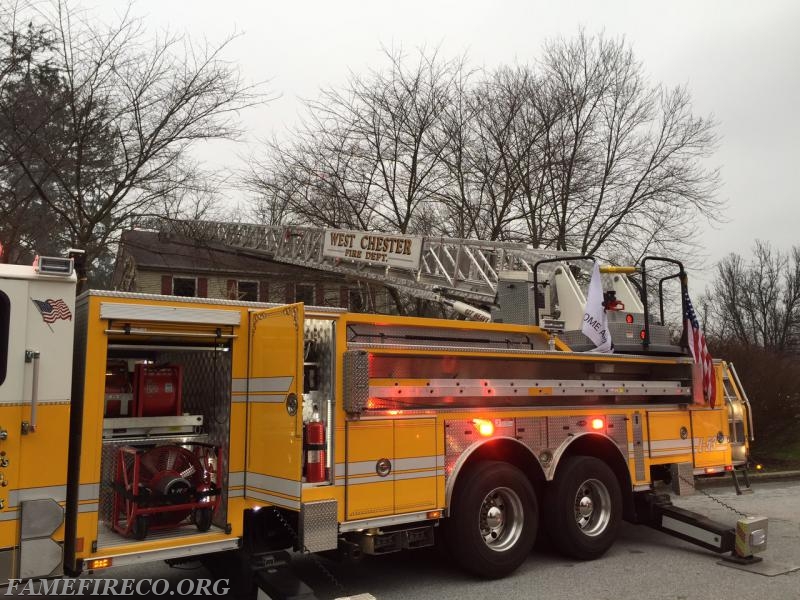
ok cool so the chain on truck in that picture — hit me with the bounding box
[0,224,767,597]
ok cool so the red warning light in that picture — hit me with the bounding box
[640,329,646,340]
[625,314,634,324]
[473,418,495,437]
[591,418,605,430]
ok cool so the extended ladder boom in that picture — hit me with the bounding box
[160,220,576,306]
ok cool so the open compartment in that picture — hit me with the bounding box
[97,341,232,549]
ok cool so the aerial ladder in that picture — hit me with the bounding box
[157,220,676,354]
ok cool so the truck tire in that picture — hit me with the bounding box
[443,460,538,579]
[544,456,622,560]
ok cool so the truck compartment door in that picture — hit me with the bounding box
[246,304,304,509]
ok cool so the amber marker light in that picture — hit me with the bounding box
[473,418,495,437]
[591,418,605,430]
[88,558,112,570]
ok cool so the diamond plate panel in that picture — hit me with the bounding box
[670,462,695,496]
[607,414,629,463]
[343,351,369,415]
[561,323,674,352]
[632,411,645,481]
[300,500,338,552]
[444,420,477,478]
[515,417,547,451]
[547,416,575,448]
[163,349,232,527]
[495,272,537,325]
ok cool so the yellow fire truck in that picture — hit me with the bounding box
[0,228,765,595]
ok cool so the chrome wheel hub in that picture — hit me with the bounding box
[574,479,611,537]
[478,486,524,552]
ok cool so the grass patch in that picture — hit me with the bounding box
[750,425,800,470]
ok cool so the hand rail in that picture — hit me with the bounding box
[24,350,41,434]
[728,362,755,442]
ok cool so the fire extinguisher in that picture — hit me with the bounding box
[304,404,326,483]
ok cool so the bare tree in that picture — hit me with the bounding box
[248,47,463,236]
[706,241,800,352]
[438,66,549,242]
[247,33,720,276]
[536,31,721,264]
[0,0,262,289]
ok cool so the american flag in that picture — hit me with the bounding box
[683,290,716,407]
[32,298,72,324]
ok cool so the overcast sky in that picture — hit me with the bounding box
[101,0,800,290]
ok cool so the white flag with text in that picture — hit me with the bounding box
[581,262,613,353]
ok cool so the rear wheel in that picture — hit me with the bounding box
[193,507,213,532]
[544,456,622,560]
[443,461,538,579]
[132,515,149,540]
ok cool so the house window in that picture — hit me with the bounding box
[238,281,258,301]
[295,284,315,305]
[173,277,196,297]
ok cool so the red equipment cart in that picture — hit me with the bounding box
[111,442,222,540]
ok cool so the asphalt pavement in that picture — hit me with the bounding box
[28,477,799,600]
[286,478,800,600]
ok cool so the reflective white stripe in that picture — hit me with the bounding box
[394,471,442,481]
[229,472,245,487]
[9,483,99,507]
[339,510,436,533]
[246,489,301,509]
[649,439,693,457]
[246,472,302,498]
[337,456,443,477]
[662,515,723,548]
[650,439,692,450]
[337,470,444,484]
[0,511,18,521]
[78,502,99,513]
[243,394,286,404]
[650,450,693,457]
[244,377,294,393]
[336,454,443,487]
[228,489,244,498]
[339,475,393,485]
[394,456,438,471]
[340,461,379,476]
[79,483,101,501]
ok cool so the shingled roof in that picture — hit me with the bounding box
[118,229,281,275]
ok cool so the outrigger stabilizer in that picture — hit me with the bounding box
[637,493,767,564]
